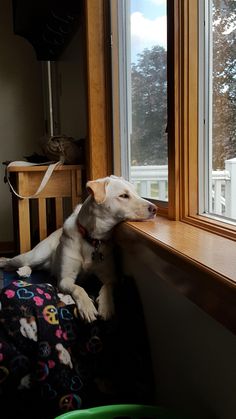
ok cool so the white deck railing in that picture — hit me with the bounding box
[131,157,236,219]
[131,165,168,201]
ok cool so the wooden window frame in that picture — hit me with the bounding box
[168,0,236,240]
[85,0,113,180]
[84,0,236,240]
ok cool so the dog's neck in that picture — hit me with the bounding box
[77,196,119,241]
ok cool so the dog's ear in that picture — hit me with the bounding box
[86,179,109,204]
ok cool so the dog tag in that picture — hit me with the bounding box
[92,250,104,262]
[91,239,104,263]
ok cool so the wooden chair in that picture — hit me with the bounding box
[7,164,84,253]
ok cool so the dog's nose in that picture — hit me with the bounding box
[148,204,157,215]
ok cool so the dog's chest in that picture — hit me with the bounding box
[81,241,106,272]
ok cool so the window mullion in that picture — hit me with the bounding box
[199,0,213,216]
[117,0,131,181]
[207,0,213,215]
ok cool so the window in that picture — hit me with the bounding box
[199,0,236,224]
[111,0,236,239]
[111,0,168,202]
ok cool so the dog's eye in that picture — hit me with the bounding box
[119,193,129,199]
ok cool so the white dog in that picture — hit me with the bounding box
[0,176,156,322]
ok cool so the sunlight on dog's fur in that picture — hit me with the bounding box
[0,175,157,322]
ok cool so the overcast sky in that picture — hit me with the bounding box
[130,0,167,63]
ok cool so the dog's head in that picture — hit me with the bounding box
[86,175,157,222]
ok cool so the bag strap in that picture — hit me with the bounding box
[5,159,64,199]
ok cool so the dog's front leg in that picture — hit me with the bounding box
[96,282,115,321]
[58,255,98,323]
[94,259,116,320]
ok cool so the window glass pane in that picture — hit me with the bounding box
[209,0,236,221]
[129,0,168,200]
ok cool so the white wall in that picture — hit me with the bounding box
[0,0,44,242]
[56,26,87,140]
[121,245,236,419]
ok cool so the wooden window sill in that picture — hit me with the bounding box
[114,216,236,335]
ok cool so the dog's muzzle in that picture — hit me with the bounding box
[148,204,157,216]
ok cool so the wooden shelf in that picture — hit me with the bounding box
[7,164,84,172]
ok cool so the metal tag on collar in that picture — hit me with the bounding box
[92,240,104,262]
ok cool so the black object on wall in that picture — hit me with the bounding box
[12,0,83,60]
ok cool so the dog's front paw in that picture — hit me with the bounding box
[96,285,115,321]
[75,290,98,323]
[17,266,32,278]
[97,297,115,320]
[77,298,98,323]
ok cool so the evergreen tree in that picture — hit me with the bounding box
[131,45,167,165]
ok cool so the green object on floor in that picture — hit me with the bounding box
[55,404,192,419]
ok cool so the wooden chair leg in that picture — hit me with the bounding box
[18,198,31,253]
[38,198,47,241]
[55,197,63,229]
[71,170,80,209]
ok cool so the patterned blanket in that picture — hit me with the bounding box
[0,274,154,419]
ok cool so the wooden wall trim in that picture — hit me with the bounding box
[85,0,113,180]
[167,0,180,220]
[168,0,198,220]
